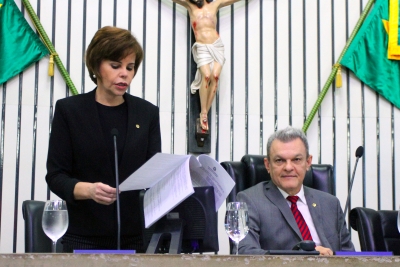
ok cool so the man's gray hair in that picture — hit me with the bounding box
[266,126,309,160]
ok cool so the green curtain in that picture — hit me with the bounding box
[0,0,48,85]
[341,0,400,109]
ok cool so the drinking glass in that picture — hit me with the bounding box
[397,205,400,233]
[42,200,69,253]
[225,202,249,255]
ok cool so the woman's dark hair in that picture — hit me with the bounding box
[189,0,213,8]
[86,26,144,84]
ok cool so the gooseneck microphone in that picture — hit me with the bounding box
[343,146,364,217]
[338,146,364,252]
[111,128,121,250]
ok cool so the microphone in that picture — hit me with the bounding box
[338,146,364,252]
[343,146,364,216]
[111,128,121,250]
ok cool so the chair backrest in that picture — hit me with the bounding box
[22,200,63,253]
[221,154,335,202]
[350,207,400,255]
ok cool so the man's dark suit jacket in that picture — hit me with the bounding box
[46,89,161,237]
[236,181,355,254]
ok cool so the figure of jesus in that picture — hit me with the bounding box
[172,0,241,131]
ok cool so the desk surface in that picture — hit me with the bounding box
[0,254,399,267]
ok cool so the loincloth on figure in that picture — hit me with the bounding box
[190,37,226,94]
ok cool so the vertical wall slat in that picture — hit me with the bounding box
[259,0,264,155]
[0,84,6,247]
[244,0,249,155]
[230,5,234,161]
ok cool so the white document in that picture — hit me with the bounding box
[119,153,235,228]
[189,154,236,211]
[119,153,189,190]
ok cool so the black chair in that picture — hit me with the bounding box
[221,154,336,203]
[22,200,63,253]
[350,207,400,255]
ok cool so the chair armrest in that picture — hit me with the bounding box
[349,207,385,251]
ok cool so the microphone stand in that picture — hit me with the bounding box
[112,129,121,250]
[338,146,363,252]
[343,156,361,218]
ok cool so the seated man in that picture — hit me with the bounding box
[236,126,355,255]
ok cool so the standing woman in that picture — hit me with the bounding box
[45,26,161,252]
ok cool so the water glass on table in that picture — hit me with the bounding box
[398,205,400,233]
[42,200,69,253]
[225,202,249,255]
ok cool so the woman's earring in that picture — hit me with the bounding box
[92,74,96,78]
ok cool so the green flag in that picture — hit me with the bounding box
[0,0,49,85]
[341,0,400,109]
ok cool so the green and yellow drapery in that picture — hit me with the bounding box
[341,0,400,109]
[0,0,78,96]
[302,0,376,132]
[0,0,48,85]
[386,0,400,59]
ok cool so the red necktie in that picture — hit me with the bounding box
[286,196,313,241]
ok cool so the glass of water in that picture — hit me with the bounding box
[42,200,69,253]
[225,202,249,255]
[397,205,400,233]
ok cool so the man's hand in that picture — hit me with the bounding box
[315,246,333,256]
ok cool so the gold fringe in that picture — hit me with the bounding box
[48,54,57,76]
[334,64,342,88]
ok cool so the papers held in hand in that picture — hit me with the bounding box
[119,153,235,228]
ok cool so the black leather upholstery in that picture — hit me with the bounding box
[22,200,63,253]
[221,154,335,203]
[350,207,400,255]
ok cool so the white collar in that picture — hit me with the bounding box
[277,185,307,204]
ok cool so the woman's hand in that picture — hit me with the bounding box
[74,182,117,205]
[89,182,117,205]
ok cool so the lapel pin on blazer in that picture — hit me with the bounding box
[136,124,140,128]
[312,203,317,207]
